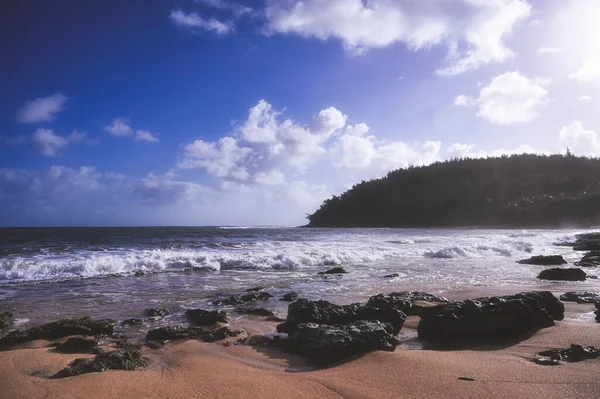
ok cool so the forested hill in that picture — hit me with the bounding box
[307,154,600,228]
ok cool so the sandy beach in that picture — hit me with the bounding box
[1,304,599,399]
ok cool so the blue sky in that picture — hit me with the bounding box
[1,0,600,226]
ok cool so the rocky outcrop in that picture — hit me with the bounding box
[146,326,241,343]
[571,232,600,251]
[0,312,12,330]
[276,298,406,335]
[283,321,398,366]
[0,317,116,348]
[280,292,298,302]
[185,309,228,326]
[559,292,600,304]
[538,345,599,363]
[417,291,564,342]
[235,307,277,317]
[537,268,588,281]
[517,255,567,265]
[212,292,273,306]
[52,347,147,378]
[318,267,347,275]
[55,337,102,354]
[575,252,600,267]
[366,291,450,316]
[145,308,170,317]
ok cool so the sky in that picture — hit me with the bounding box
[1,0,600,226]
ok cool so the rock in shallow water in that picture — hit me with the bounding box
[537,268,588,281]
[517,255,567,265]
[277,298,406,335]
[0,312,13,330]
[212,292,273,306]
[283,321,398,366]
[538,344,599,362]
[185,309,228,326]
[318,267,347,275]
[280,292,298,302]
[417,291,564,343]
[0,317,116,348]
[366,291,450,316]
[575,251,600,267]
[559,292,600,304]
[145,308,170,318]
[52,347,147,378]
[146,326,241,343]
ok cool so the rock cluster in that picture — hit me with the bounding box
[53,347,147,378]
[517,255,567,265]
[366,291,450,316]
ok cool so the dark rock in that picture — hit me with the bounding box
[134,271,145,277]
[0,312,13,329]
[52,347,147,378]
[384,273,400,278]
[417,291,564,343]
[595,301,600,322]
[114,339,144,350]
[517,255,567,266]
[185,309,228,326]
[575,252,600,267]
[121,318,145,326]
[245,286,265,292]
[55,337,101,354]
[572,232,600,251]
[277,298,406,335]
[235,307,277,317]
[366,291,450,316]
[146,326,240,342]
[318,267,347,275]
[283,321,398,366]
[0,317,116,348]
[458,377,476,381]
[280,292,298,302]
[145,308,170,318]
[537,268,587,281]
[265,316,286,322]
[212,292,273,306]
[559,292,600,304]
[534,357,560,366]
[146,340,170,349]
[538,344,599,362]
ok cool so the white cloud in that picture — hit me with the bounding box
[559,121,600,156]
[537,47,562,54]
[265,0,531,75]
[169,9,232,34]
[135,130,159,143]
[447,143,475,158]
[446,142,548,158]
[105,118,133,137]
[32,129,68,157]
[454,94,474,107]
[578,95,591,101]
[68,130,86,142]
[570,56,600,87]
[17,93,68,123]
[461,71,550,125]
[196,0,252,17]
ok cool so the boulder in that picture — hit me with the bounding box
[383,273,400,278]
[318,267,347,275]
[121,318,145,326]
[235,307,277,317]
[417,291,564,343]
[55,337,102,354]
[559,292,600,304]
[575,252,600,267]
[283,321,398,366]
[52,347,147,378]
[145,308,170,318]
[280,292,298,302]
[212,292,273,306]
[0,312,13,330]
[0,317,116,348]
[537,268,587,281]
[185,309,228,326]
[572,232,600,251]
[276,298,406,335]
[366,291,450,316]
[146,326,240,343]
[517,255,567,266]
[538,345,599,362]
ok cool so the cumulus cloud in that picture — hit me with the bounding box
[454,95,474,107]
[570,56,600,87]
[265,0,531,75]
[559,121,600,156]
[196,0,252,17]
[169,9,232,34]
[457,71,550,125]
[105,119,158,143]
[17,93,68,123]
[135,130,159,143]
[32,129,68,157]
[446,142,548,158]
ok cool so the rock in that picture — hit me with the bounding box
[457,377,476,381]
[534,357,560,366]
[134,271,145,277]
[280,292,298,302]
[575,252,600,267]
[235,307,277,317]
[146,326,240,342]
[146,340,170,349]
[265,316,286,322]
[0,312,13,329]
[145,308,170,318]
[417,291,564,343]
[52,347,147,378]
[384,273,400,278]
[55,337,102,354]
[113,339,144,350]
[571,232,600,251]
[0,317,116,348]
[366,292,450,316]
[283,321,398,366]
[318,267,347,275]
[595,301,600,322]
[185,309,228,326]
[538,344,599,362]
[245,286,265,292]
[559,292,600,304]
[121,318,145,326]
[276,298,406,335]
[517,255,567,265]
[537,268,587,281]
[212,292,273,306]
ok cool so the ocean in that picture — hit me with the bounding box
[1,227,599,336]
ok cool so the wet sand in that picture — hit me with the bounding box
[1,308,599,399]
